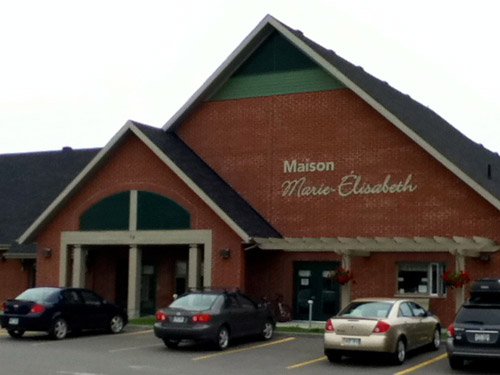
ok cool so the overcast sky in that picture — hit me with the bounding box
[1,1,500,154]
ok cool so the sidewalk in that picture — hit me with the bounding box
[276,320,325,330]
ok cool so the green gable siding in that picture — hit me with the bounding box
[211,69,344,100]
[80,191,130,231]
[137,191,190,230]
[79,191,191,231]
[235,31,317,74]
[209,31,345,101]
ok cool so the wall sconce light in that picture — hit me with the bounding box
[479,253,491,263]
[43,248,52,258]
[219,248,231,259]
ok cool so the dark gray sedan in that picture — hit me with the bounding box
[154,290,275,350]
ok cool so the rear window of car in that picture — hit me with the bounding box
[15,288,60,303]
[456,305,500,325]
[340,301,393,318]
[170,293,221,311]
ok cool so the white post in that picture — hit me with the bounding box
[128,245,142,319]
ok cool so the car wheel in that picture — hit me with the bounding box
[261,320,274,341]
[429,327,441,351]
[326,350,342,363]
[109,315,124,334]
[50,317,68,340]
[163,339,180,349]
[391,338,406,365]
[7,329,25,338]
[215,326,229,350]
[449,355,464,369]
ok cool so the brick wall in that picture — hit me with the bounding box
[0,259,32,303]
[179,89,500,325]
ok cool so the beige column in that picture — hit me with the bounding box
[455,252,466,311]
[188,244,202,289]
[59,243,70,287]
[340,253,351,309]
[128,245,142,319]
[72,245,86,288]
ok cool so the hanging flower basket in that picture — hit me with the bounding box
[329,267,354,285]
[441,270,471,288]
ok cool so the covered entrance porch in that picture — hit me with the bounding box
[58,229,212,318]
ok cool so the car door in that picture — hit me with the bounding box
[60,289,86,331]
[78,290,108,330]
[409,302,435,347]
[237,294,261,335]
[398,302,419,350]
[223,294,247,338]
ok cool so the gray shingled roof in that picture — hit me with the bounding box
[0,148,100,255]
[133,121,281,238]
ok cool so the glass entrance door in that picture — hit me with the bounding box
[294,261,341,321]
[140,264,157,316]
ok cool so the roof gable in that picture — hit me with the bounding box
[18,121,280,244]
[163,14,500,212]
[210,30,345,100]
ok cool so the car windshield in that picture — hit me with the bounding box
[169,293,220,311]
[15,288,60,303]
[340,301,393,318]
[457,305,500,325]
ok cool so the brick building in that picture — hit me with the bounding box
[2,16,500,325]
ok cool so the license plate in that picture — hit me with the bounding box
[474,333,491,342]
[343,337,361,346]
[8,318,19,325]
[172,316,184,323]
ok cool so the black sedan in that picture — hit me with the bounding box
[154,290,275,350]
[1,287,128,339]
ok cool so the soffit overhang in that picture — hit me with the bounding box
[251,236,500,258]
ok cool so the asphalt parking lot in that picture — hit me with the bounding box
[0,326,498,375]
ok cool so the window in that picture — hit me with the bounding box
[408,302,427,317]
[238,295,257,310]
[63,290,81,304]
[397,262,445,296]
[399,302,413,317]
[80,290,102,306]
[340,301,393,318]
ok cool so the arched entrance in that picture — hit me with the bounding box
[58,190,212,318]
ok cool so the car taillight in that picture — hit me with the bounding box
[30,304,45,314]
[156,311,168,322]
[325,319,335,332]
[373,320,391,333]
[1,302,6,312]
[448,323,455,338]
[192,314,211,323]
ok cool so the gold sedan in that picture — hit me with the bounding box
[324,298,441,365]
